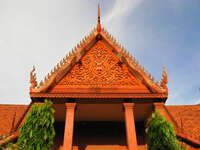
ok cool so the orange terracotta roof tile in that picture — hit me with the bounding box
[166,105,200,143]
[0,105,28,136]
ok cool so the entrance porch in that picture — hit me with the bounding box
[52,102,153,150]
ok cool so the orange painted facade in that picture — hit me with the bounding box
[0,6,200,150]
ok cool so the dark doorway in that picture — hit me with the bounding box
[74,121,127,150]
[52,122,65,150]
[135,121,147,149]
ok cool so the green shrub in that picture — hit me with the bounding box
[17,100,55,150]
[0,142,17,150]
[0,135,16,150]
[145,110,185,150]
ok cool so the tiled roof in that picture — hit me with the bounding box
[166,105,200,145]
[0,105,28,136]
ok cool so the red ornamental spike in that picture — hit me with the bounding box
[97,4,101,33]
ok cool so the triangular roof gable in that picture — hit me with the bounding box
[48,40,150,94]
[30,27,168,96]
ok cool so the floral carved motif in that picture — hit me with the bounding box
[54,41,146,89]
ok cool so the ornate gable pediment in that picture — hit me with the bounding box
[29,10,168,98]
[49,40,150,93]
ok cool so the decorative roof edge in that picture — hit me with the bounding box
[29,25,168,95]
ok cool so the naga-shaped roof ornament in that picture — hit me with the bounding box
[97,4,101,33]
[30,66,37,91]
[161,66,168,91]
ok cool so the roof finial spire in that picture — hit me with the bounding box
[97,3,101,33]
[160,65,168,90]
[30,65,37,91]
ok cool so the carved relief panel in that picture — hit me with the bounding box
[50,41,149,93]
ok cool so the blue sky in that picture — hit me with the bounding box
[0,0,199,105]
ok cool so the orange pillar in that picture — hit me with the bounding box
[63,103,76,150]
[123,103,138,150]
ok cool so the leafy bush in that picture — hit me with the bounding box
[0,134,16,150]
[145,110,185,150]
[1,143,18,150]
[17,100,55,150]
[0,142,17,150]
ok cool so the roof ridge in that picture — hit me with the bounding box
[163,105,179,128]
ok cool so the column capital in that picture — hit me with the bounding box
[65,103,76,109]
[123,103,135,109]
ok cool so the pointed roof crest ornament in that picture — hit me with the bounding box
[161,65,168,90]
[97,4,101,33]
[30,66,37,90]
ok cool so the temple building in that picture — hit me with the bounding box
[0,6,200,150]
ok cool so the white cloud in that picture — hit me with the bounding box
[0,0,93,104]
[102,0,144,45]
[104,0,143,23]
